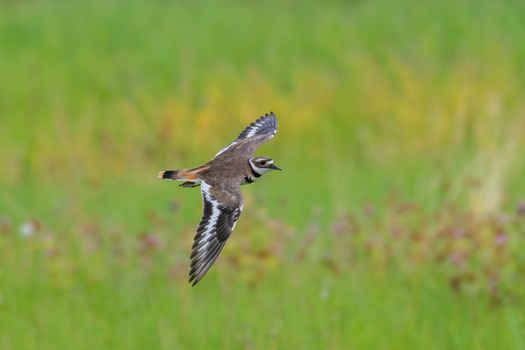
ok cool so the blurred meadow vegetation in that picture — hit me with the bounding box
[1,0,525,349]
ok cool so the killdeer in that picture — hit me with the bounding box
[158,112,281,286]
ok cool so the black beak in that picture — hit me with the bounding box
[270,164,282,171]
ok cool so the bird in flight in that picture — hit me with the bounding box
[158,112,281,286]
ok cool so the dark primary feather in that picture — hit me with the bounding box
[236,112,277,140]
[213,112,278,159]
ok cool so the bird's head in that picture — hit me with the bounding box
[249,156,282,175]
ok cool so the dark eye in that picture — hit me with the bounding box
[260,160,267,165]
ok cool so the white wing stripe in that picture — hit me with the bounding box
[214,140,239,157]
[197,241,210,252]
[198,182,221,245]
[244,127,259,138]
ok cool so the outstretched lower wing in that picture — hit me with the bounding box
[214,112,278,158]
[189,181,243,286]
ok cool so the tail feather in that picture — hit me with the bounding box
[158,166,209,181]
[158,170,181,180]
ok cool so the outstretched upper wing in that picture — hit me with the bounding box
[189,181,243,286]
[214,112,278,158]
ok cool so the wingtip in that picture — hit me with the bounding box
[188,274,199,287]
[267,111,277,124]
[259,111,277,128]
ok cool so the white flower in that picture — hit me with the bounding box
[19,221,35,237]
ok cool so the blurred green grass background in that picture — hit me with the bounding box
[1,0,525,348]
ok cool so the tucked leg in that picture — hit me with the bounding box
[179,181,200,188]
